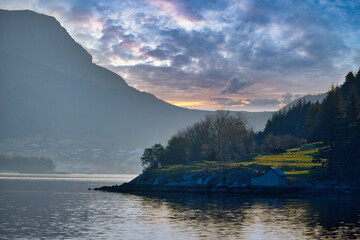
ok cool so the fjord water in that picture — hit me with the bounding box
[0,174,359,239]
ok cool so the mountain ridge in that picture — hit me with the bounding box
[0,9,273,172]
[0,9,272,147]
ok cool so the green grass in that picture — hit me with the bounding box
[241,142,323,179]
[150,142,323,181]
[150,160,248,179]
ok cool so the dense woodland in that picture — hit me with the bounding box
[0,153,55,173]
[141,69,360,182]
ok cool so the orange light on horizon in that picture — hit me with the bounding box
[167,101,206,107]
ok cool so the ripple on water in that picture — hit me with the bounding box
[0,174,360,239]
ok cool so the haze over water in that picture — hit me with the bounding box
[0,174,359,239]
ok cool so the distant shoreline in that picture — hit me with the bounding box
[0,171,67,174]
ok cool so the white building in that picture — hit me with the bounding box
[250,167,286,186]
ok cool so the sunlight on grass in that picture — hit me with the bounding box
[242,142,322,176]
[150,142,323,180]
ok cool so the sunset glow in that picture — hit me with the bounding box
[1,0,359,111]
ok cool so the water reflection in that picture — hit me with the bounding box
[130,193,360,239]
[0,175,359,239]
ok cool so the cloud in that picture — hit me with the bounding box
[212,97,280,107]
[211,97,232,104]
[147,48,168,60]
[211,97,248,107]
[282,92,294,104]
[159,28,226,59]
[1,0,359,111]
[100,19,125,42]
[145,0,229,23]
[221,75,254,94]
[352,48,360,65]
[247,98,280,106]
[171,54,191,66]
[113,63,228,91]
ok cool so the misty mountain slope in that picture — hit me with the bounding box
[0,9,272,149]
[285,93,327,110]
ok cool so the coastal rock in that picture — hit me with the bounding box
[94,170,360,196]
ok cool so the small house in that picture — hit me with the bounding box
[250,167,286,186]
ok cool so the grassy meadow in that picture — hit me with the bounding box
[151,142,324,180]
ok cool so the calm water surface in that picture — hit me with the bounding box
[0,173,359,239]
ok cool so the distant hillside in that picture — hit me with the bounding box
[0,153,55,173]
[0,9,271,147]
[0,9,274,173]
[285,93,327,110]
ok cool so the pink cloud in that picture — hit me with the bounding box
[145,0,202,25]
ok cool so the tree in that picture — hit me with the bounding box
[141,144,165,169]
[163,135,191,165]
[344,87,360,179]
[263,100,311,138]
[304,102,320,141]
[158,111,255,164]
[317,85,346,178]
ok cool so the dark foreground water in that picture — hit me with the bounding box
[0,174,359,239]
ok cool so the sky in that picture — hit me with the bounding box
[1,0,360,111]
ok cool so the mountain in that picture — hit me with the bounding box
[0,9,273,172]
[285,93,327,110]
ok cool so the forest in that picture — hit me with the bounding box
[141,69,360,182]
[0,153,55,173]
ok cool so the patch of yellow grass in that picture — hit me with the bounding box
[241,142,322,175]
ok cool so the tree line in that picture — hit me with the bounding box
[0,153,55,173]
[141,69,360,182]
[260,69,360,181]
[141,111,256,169]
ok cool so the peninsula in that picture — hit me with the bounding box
[97,69,360,195]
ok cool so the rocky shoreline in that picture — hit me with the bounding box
[94,170,360,197]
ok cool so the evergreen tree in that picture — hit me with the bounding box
[345,87,360,179]
[263,100,311,138]
[304,102,320,141]
[317,85,346,178]
[356,68,360,81]
[341,71,360,101]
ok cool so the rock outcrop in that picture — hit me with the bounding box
[95,171,360,196]
[95,170,303,195]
